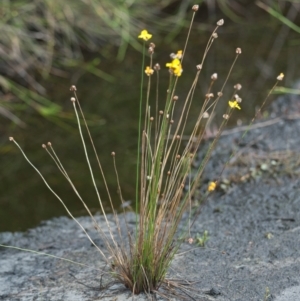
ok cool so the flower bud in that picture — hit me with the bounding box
[217,19,224,26]
[203,112,209,118]
[277,73,284,81]
[148,46,154,54]
[154,63,160,71]
[192,5,199,11]
[211,73,218,80]
[234,83,242,90]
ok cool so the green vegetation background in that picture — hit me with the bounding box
[1,0,300,231]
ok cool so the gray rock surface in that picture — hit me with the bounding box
[1,93,300,300]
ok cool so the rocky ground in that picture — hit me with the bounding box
[1,91,300,301]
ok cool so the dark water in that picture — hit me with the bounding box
[1,8,300,232]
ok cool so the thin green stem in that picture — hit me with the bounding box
[136,42,146,213]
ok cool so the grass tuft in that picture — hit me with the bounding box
[5,6,284,298]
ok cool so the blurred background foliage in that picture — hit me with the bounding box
[1,0,300,125]
[1,0,300,231]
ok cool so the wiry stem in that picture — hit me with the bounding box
[42,142,115,247]
[8,137,108,262]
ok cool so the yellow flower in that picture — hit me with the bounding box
[176,50,183,59]
[173,66,183,76]
[138,30,152,41]
[145,66,154,76]
[166,58,180,69]
[166,58,183,77]
[228,100,241,110]
[208,181,216,192]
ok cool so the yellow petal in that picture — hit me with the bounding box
[228,100,241,110]
[174,66,183,76]
[176,50,183,59]
[171,58,181,68]
[145,66,154,76]
[138,30,152,41]
[208,181,216,191]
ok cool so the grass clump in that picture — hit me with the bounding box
[3,5,285,299]
[109,12,237,294]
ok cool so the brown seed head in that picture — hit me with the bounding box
[149,42,156,49]
[150,117,154,121]
[170,53,177,59]
[70,97,76,102]
[236,48,242,54]
[159,110,163,115]
[173,95,179,101]
[176,154,181,159]
[196,64,202,70]
[111,152,115,156]
[217,19,224,26]
[47,142,52,146]
[203,112,210,118]
[188,237,194,244]
[206,93,214,98]
[234,83,242,90]
[212,33,218,39]
[211,73,218,80]
[176,135,180,140]
[192,5,199,11]
[154,63,160,71]
[70,85,77,91]
[148,46,154,54]
[170,120,174,124]
[234,94,242,103]
[167,171,171,176]
[168,68,174,75]
[9,137,14,141]
[217,92,223,97]
[42,144,46,148]
[223,114,229,120]
[277,73,284,81]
